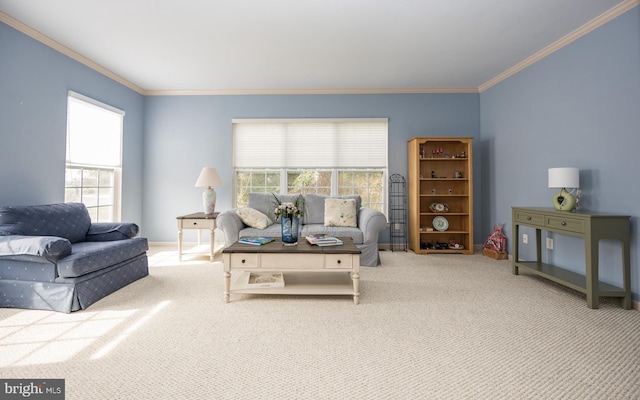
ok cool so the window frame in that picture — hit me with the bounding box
[64,91,124,222]
[232,119,388,214]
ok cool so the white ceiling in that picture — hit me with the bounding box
[0,0,632,94]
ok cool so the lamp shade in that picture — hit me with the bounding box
[195,168,222,188]
[548,168,579,189]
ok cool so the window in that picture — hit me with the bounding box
[64,92,124,222]
[233,119,388,214]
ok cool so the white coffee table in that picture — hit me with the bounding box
[222,237,361,304]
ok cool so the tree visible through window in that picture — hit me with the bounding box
[64,92,124,222]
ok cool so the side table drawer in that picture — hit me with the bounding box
[230,253,258,269]
[325,254,353,269]
[181,219,214,229]
[545,215,585,234]
[514,210,544,227]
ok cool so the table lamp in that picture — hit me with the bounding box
[548,167,579,211]
[195,167,222,214]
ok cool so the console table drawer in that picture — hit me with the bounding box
[545,215,584,234]
[514,211,544,227]
[230,253,259,268]
[325,254,353,269]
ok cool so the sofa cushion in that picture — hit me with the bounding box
[303,194,361,225]
[57,237,148,278]
[0,203,91,243]
[0,259,58,282]
[236,207,272,229]
[238,225,282,239]
[248,193,304,223]
[324,198,357,227]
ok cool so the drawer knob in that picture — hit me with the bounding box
[561,221,567,226]
[527,216,531,220]
[337,259,341,264]
[193,222,197,225]
[241,259,246,264]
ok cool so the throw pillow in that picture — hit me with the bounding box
[324,198,357,227]
[236,207,273,230]
[304,193,361,224]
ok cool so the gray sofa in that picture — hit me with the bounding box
[217,193,387,266]
[0,203,149,313]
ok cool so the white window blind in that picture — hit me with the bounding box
[233,119,388,168]
[66,92,124,167]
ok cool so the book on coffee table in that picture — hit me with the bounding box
[246,272,285,288]
[305,236,344,246]
[238,236,275,246]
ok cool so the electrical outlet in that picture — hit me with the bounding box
[546,238,554,250]
[522,234,528,244]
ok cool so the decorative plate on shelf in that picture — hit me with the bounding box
[433,216,449,232]
[429,203,449,213]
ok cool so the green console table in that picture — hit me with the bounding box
[512,207,631,309]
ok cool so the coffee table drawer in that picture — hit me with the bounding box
[230,253,259,268]
[325,254,353,269]
[261,253,324,269]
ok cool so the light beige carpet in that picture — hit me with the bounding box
[0,246,638,399]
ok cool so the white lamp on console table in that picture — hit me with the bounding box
[195,167,222,214]
[548,167,580,212]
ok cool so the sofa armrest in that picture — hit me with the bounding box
[216,209,246,246]
[358,208,388,244]
[0,235,72,262]
[85,222,139,242]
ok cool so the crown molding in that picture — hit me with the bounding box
[3,1,638,97]
[0,11,145,95]
[144,87,479,96]
[479,0,640,92]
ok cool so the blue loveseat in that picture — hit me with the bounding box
[0,203,149,313]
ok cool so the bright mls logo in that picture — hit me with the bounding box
[0,380,64,399]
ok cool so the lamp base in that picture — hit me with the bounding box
[553,188,576,211]
[202,187,217,214]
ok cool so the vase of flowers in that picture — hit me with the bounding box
[273,194,303,246]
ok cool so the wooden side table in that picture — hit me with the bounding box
[177,212,219,261]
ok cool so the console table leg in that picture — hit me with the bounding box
[585,237,599,309]
[512,223,519,275]
[622,237,632,310]
[352,271,360,305]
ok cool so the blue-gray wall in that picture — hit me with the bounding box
[1,5,639,301]
[0,22,145,225]
[480,7,640,300]
[143,94,480,243]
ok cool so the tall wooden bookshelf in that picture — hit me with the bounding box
[408,137,473,255]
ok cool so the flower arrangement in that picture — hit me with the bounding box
[272,193,304,219]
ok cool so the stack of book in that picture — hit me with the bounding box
[238,236,275,245]
[305,235,343,246]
